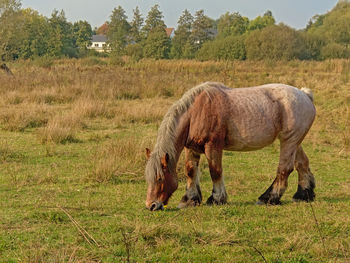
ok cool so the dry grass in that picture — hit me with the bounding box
[72,99,115,119]
[38,113,86,144]
[2,58,349,152]
[92,136,154,183]
[0,103,50,131]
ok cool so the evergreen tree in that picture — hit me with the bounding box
[142,5,169,59]
[143,30,170,59]
[170,9,193,58]
[130,6,144,43]
[143,4,166,37]
[47,9,76,57]
[190,10,213,52]
[107,6,131,55]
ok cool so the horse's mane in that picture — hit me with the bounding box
[145,82,227,183]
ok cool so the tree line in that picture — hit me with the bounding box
[1,0,350,61]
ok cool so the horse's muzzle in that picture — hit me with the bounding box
[149,202,164,211]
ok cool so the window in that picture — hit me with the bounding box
[94,43,99,47]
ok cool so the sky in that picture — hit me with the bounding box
[21,0,339,30]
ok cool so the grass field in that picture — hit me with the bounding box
[0,58,349,262]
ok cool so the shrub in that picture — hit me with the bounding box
[321,43,350,59]
[246,24,305,61]
[125,43,143,61]
[33,56,54,68]
[81,56,107,66]
[196,35,246,61]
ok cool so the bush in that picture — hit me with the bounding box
[196,35,246,61]
[80,56,107,66]
[246,24,305,61]
[125,43,143,61]
[33,56,54,68]
[321,43,350,59]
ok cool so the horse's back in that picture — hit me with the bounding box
[186,83,315,152]
[222,83,315,150]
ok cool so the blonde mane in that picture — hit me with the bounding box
[145,82,227,183]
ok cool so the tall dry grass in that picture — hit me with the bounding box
[38,113,85,144]
[92,136,155,183]
[0,58,349,153]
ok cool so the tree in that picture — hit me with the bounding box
[142,4,166,37]
[217,12,249,38]
[0,0,20,16]
[170,9,193,58]
[107,6,131,55]
[246,24,305,60]
[306,1,350,59]
[248,10,275,31]
[0,0,22,60]
[73,20,92,55]
[142,5,169,59]
[47,9,76,57]
[129,6,144,43]
[18,8,52,59]
[190,10,213,52]
[143,30,170,59]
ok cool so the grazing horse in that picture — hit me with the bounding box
[145,82,316,211]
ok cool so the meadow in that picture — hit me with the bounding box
[0,58,349,262]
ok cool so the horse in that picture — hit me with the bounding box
[145,82,316,211]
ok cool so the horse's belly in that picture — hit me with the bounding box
[224,123,279,151]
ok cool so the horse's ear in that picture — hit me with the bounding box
[145,148,151,160]
[161,153,169,168]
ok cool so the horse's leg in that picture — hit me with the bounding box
[178,148,202,208]
[258,141,298,205]
[205,143,227,205]
[292,145,316,202]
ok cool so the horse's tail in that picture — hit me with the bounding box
[301,87,314,102]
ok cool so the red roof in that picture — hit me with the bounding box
[165,28,174,37]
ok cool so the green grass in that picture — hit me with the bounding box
[1,127,349,262]
[0,59,350,262]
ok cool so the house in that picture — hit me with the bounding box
[165,28,175,38]
[88,35,110,52]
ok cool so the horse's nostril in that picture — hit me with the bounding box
[150,202,157,211]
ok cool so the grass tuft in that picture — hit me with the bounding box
[38,114,85,144]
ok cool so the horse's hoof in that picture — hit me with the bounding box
[292,186,315,202]
[206,195,227,205]
[257,197,281,205]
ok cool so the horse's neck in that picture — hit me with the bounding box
[173,113,189,163]
[157,113,189,171]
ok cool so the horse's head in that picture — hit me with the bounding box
[145,148,178,211]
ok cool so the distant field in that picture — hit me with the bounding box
[0,58,349,262]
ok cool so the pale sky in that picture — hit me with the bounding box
[22,0,338,29]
